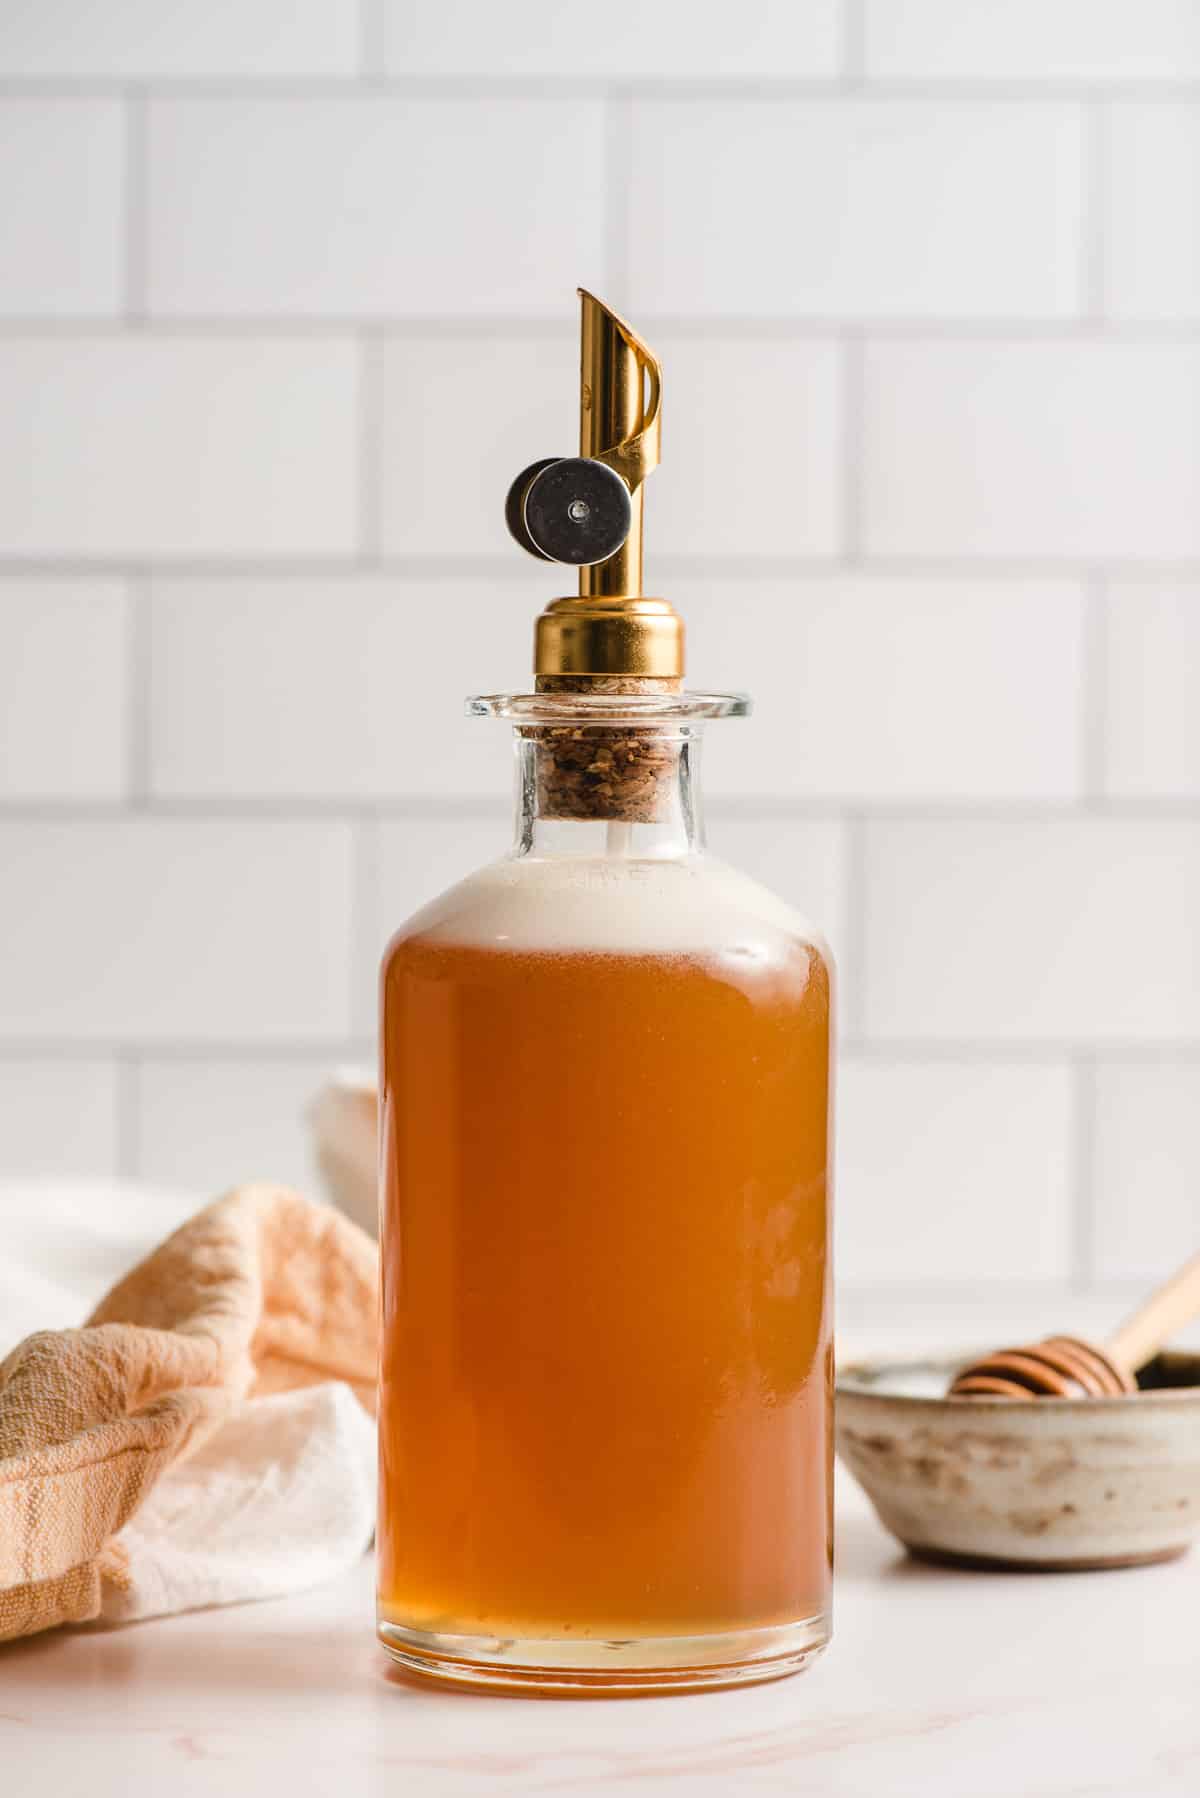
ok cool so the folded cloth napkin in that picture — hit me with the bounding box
[0,1182,377,1643]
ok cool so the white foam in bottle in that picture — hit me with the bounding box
[402,852,831,966]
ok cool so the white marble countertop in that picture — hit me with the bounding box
[3,1295,1195,1797]
[2,1480,1194,1798]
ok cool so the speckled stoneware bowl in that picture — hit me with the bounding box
[836,1351,1200,1570]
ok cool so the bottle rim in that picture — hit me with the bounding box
[466,691,750,725]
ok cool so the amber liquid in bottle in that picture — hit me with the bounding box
[377,819,833,1687]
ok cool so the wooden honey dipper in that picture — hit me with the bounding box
[950,1250,1200,1399]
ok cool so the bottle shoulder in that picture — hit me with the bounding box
[382,852,833,973]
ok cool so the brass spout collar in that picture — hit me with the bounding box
[535,596,683,680]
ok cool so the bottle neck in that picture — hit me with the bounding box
[512,730,705,861]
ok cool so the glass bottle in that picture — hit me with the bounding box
[376,296,834,1693]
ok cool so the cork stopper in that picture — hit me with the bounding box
[529,674,683,824]
[469,689,748,820]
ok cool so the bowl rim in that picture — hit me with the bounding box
[836,1348,1200,1412]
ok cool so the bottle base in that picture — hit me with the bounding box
[377,1612,830,1695]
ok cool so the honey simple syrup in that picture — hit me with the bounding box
[377,729,834,1691]
[376,292,833,1691]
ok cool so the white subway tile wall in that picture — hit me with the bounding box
[381,1,844,79]
[862,1,1200,83]
[705,815,848,959]
[0,580,130,800]
[133,1058,341,1200]
[0,820,354,1042]
[649,337,843,558]
[0,2,363,79]
[148,576,528,801]
[837,1058,1075,1286]
[379,335,578,560]
[863,819,1200,1046]
[686,575,1086,801]
[626,100,1084,320]
[0,338,361,558]
[1104,104,1200,322]
[1102,582,1200,799]
[1093,1063,1200,1284]
[146,99,609,320]
[0,1,1194,1294]
[863,342,1200,561]
[0,101,124,319]
[0,1060,120,1178]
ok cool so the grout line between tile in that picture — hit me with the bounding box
[7,76,1200,101]
[838,1278,1104,1306]
[5,317,1200,342]
[4,1038,1200,1065]
[0,1040,378,1064]
[843,1040,1200,1064]
[0,797,511,822]
[842,1042,1075,1067]
[10,554,1200,582]
[6,794,1200,822]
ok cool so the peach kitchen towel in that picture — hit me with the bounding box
[0,1183,378,1643]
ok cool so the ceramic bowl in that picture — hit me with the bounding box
[836,1350,1200,1570]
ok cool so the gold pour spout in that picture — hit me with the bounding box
[514,290,681,682]
[577,288,662,601]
